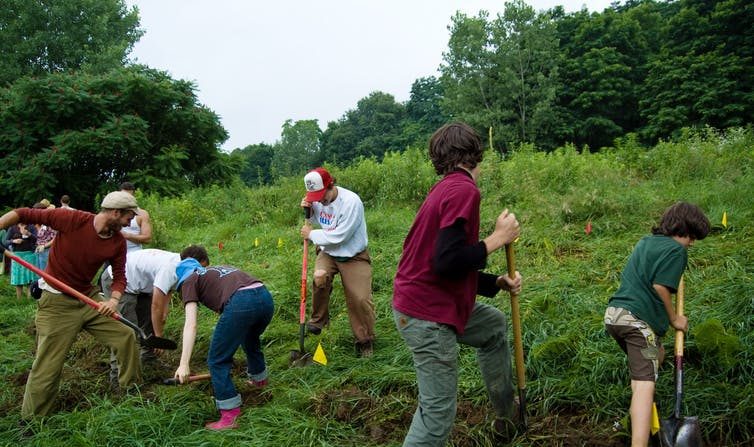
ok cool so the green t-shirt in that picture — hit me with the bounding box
[608,235,687,336]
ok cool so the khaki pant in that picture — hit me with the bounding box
[309,249,375,343]
[22,290,141,418]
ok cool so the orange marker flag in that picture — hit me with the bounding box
[722,212,728,228]
[585,220,592,235]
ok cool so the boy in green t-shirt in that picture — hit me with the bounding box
[604,201,710,446]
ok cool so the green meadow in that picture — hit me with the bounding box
[1,127,752,446]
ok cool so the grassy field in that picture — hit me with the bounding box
[1,127,752,446]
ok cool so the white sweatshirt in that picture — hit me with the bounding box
[308,186,368,258]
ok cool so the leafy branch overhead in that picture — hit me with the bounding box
[0,67,233,208]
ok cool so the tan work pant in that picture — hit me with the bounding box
[308,249,375,343]
[22,290,141,418]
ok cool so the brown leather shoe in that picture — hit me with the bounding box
[356,340,373,358]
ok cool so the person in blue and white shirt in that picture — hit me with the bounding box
[300,167,376,357]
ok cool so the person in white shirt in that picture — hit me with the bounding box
[300,167,376,357]
[100,248,207,381]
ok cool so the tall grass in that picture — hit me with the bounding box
[1,127,752,446]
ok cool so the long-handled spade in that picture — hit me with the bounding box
[660,276,703,447]
[290,207,313,366]
[505,243,527,431]
[2,243,177,350]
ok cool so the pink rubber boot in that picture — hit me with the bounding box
[205,407,240,430]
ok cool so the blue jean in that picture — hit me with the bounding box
[393,303,514,446]
[36,248,50,271]
[208,286,274,410]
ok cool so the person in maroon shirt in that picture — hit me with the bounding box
[392,122,522,445]
[0,191,142,418]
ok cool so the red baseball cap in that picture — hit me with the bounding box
[304,168,334,202]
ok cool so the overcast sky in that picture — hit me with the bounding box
[125,0,616,151]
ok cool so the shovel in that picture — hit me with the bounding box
[162,373,211,385]
[660,276,703,447]
[505,243,527,431]
[2,243,177,350]
[290,207,313,366]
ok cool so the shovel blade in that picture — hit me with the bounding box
[675,417,702,447]
[142,334,177,350]
[289,350,313,367]
[660,416,702,447]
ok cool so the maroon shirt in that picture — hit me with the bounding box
[15,208,127,295]
[180,266,261,313]
[392,170,481,334]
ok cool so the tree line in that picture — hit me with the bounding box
[1,0,751,203]
[237,0,752,185]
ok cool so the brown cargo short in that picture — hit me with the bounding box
[604,306,662,381]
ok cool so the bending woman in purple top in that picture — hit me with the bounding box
[173,245,274,431]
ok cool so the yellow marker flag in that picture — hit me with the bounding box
[313,342,328,365]
[650,403,660,435]
[722,211,728,228]
[277,237,283,248]
[254,237,259,247]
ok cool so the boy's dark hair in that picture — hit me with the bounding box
[652,202,711,240]
[180,244,210,264]
[428,122,484,175]
[119,181,136,192]
[60,195,70,204]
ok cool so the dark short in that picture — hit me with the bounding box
[604,307,661,382]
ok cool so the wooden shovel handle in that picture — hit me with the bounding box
[505,244,526,391]
[675,276,685,357]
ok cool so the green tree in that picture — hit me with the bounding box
[556,5,659,149]
[320,91,407,165]
[0,66,230,208]
[233,143,275,186]
[440,1,560,151]
[271,119,322,179]
[405,76,449,139]
[639,0,754,141]
[0,0,142,85]
[439,11,496,138]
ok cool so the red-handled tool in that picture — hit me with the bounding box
[2,242,177,350]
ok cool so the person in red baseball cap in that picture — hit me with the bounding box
[300,167,376,357]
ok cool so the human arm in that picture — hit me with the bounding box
[121,210,152,245]
[482,209,520,254]
[174,302,198,384]
[151,286,172,338]
[98,290,122,316]
[432,210,520,279]
[432,219,487,278]
[477,271,523,297]
[0,211,21,235]
[654,283,688,332]
[305,194,363,247]
[99,242,128,316]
